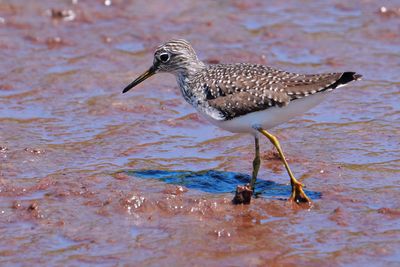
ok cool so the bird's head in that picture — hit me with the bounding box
[122,39,204,93]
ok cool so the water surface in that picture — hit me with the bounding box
[0,0,399,266]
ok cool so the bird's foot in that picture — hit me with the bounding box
[288,180,312,205]
[232,184,253,205]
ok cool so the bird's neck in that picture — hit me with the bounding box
[172,59,206,104]
[176,72,194,104]
[176,59,206,78]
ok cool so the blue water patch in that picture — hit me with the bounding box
[0,104,52,120]
[115,42,145,54]
[124,169,321,200]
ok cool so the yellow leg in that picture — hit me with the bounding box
[232,137,259,204]
[250,136,260,191]
[256,127,311,204]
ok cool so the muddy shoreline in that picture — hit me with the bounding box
[1,0,399,265]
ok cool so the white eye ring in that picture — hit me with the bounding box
[159,53,170,62]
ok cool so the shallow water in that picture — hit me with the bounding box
[0,0,399,266]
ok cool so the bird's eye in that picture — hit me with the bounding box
[159,53,170,62]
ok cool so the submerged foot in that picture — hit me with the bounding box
[232,184,253,205]
[232,181,312,206]
[288,180,312,205]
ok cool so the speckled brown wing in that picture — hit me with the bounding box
[200,64,361,120]
[283,73,350,99]
[200,64,290,119]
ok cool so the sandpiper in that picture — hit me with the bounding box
[122,39,361,204]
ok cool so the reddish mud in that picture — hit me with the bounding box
[1,0,399,266]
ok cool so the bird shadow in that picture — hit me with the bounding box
[122,169,321,201]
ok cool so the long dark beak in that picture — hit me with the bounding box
[122,66,156,93]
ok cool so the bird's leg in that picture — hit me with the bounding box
[250,136,260,191]
[232,136,259,204]
[255,127,311,204]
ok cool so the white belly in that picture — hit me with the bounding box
[201,92,330,134]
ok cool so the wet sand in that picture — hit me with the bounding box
[0,0,399,266]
